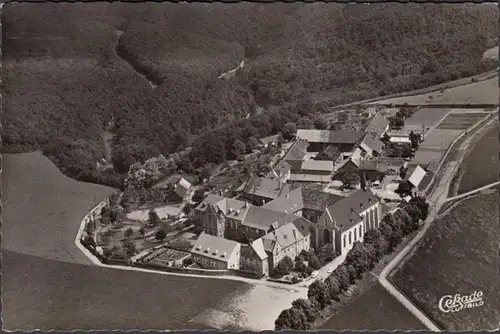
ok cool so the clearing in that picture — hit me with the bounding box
[2,152,116,265]
[437,112,490,130]
[391,193,499,330]
[455,123,500,194]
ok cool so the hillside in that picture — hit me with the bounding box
[2,2,498,186]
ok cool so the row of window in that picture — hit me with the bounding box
[343,224,363,249]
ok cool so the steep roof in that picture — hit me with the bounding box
[241,205,296,231]
[267,161,292,180]
[296,129,365,145]
[262,221,307,252]
[240,176,291,200]
[408,165,426,188]
[250,238,268,260]
[284,139,309,161]
[262,187,304,214]
[360,134,385,155]
[195,194,225,211]
[263,187,343,214]
[316,144,341,161]
[196,195,249,221]
[191,233,240,262]
[365,113,390,137]
[325,188,378,230]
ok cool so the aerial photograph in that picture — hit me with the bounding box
[1,2,498,332]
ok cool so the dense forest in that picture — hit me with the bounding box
[2,2,498,187]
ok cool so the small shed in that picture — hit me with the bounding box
[174,177,192,199]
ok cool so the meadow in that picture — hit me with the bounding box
[2,250,250,330]
[2,152,116,265]
[391,193,499,330]
[319,282,425,330]
[456,123,500,194]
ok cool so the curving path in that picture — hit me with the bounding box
[378,114,499,332]
[443,181,500,203]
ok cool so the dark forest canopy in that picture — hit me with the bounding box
[2,2,498,187]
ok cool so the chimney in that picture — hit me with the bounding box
[244,201,248,208]
[292,228,297,240]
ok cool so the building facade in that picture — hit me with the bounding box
[191,233,241,270]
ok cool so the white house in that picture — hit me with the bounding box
[190,233,241,270]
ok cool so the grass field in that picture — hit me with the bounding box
[2,250,250,330]
[456,123,499,194]
[437,113,489,130]
[375,76,499,105]
[391,193,499,330]
[411,129,463,167]
[405,108,450,127]
[320,282,425,330]
[2,152,116,265]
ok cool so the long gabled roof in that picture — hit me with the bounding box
[263,186,343,214]
[240,176,291,200]
[296,129,365,145]
[365,113,390,137]
[191,233,240,262]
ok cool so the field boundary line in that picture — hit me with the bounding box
[329,70,498,109]
[444,181,500,203]
[423,111,498,196]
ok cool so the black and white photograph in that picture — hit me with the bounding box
[1,1,499,332]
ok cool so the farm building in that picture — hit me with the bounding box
[259,134,281,148]
[191,233,241,270]
[365,113,390,139]
[359,134,385,158]
[315,144,342,161]
[174,177,192,199]
[296,129,365,153]
[266,160,291,183]
[237,175,291,206]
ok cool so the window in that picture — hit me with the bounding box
[355,228,358,240]
[349,230,352,244]
[360,224,363,237]
[343,235,346,248]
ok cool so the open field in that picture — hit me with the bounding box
[320,282,425,330]
[437,113,489,130]
[456,123,499,194]
[405,108,450,127]
[2,152,116,265]
[374,76,498,105]
[2,250,250,330]
[391,193,499,331]
[411,129,463,167]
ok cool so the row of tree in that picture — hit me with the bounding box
[275,196,429,330]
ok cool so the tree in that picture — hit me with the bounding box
[338,164,360,189]
[282,122,297,140]
[294,258,307,273]
[275,308,293,330]
[291,298,318,324]
[332,265,350,292]
[314,116,329,130]
[409,196,430,220]
[363,229,389,260]
[389,115,404,129]
[155,228,167,242]
[247,136,259,151]
[307,280,330,308]
[272,256,294,277]
[379,221,393,245]
[231,139,246,159]
[317,243,334,264]
[395,180,413,198]
[401,146,413,158]
[325,275,341,301]
[308,254,321,270]
[124,227,134,238]
[148,209,161,226]
[399,165,408,179]
[139,226,146,241]
[409,131,420,150]
[394,208,413,234]
[345,242,371,278]
[122,239,136,258]
[337,111,348,124]
[346,264,357,284]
